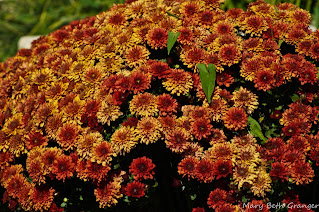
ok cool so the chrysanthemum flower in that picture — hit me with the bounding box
[111,126,138,155]
[240,57,261,81]
[233,163,257,189]
[25,130,48,150]
[218,44,241,66]
[156,94,178,116]
[29,185,55,212]
[136,116,162,144]
[129,156,155,180]
[7,134,26,157]
[56,122,81,151]
[195,158,215,183]
[180,47,207,68]
[310,42,319,60]
[233,145,261,166]
[216,71,234,87]
[250,171,271,197]
[94,172,124,208]
[232,87,258,114]
[213,21,235,35]
[207,188,227,209]
[178,156,199,179]
[213,159,232,179]
[41,147,63,172]
[146,27,168,49]
[2,113,23,136]
[290,161,314,185]
[209,129,227,145]
[192,207,205,212]
[298,61,318,85]
[241,15,268,36]
[254,69,275,91]
[4,173,28,198]
[287,136,310,152]
[52,154,75,182]
[129,92,158,117]
[165,127,191,153]
[148,60,170,79]
[289,8,311,25]
[206,142,235,160]
[130,70,151,94]
[26,158,46,184]
[85,160,111,183]
[125,45,150,67]
[223,107,247,131]
[231,134,257,147]
[270,162,289,182]
[125,181,145,198]
[191,118,213,140]
[208,98,228,122]
[162,69,193,96]
[179,1,203,17]
[76,130,103,159]
[281,150,306,166]
[178,27,195,45]
[97,101,123,126]
[90,141,114,166]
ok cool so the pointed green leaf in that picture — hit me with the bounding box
[166,11,180,19]
[167,31,180,55]
[248,116,267,143]
[278,39,284,47]
[197,63,216,103]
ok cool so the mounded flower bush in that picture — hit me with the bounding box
[1,0,319,211]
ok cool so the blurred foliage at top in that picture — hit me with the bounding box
[0,0,319,62]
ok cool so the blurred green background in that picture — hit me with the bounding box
[0,0,319,62]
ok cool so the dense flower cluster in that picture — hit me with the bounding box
[0,0,319,211]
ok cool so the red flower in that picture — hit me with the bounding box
[195,158,214,183]
[192,207,205,212]
[25,130,48,150]
[178,156,199,179]
[254,70,275,91]
[223,107,248,131]
[156,94,178,116]
[216,71,234,87]
[191,118,213,140]
[129,156,155,180]
[270,110,282,119]
[148,60,170,79]
[130,71,151,94]
[125,181,145,198]
[122,117,139,127]
[146,27,168,49]
[52,155,75,182]
[270,162,289,182]
[213,159,232,180]
[207,188,227,209]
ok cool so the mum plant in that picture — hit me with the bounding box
[1,0,319,211]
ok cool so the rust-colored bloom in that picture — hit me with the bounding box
[165,127,191,153]
[129,92,158,117]
[232,87,258,114]
[125,45,150,67]
[111,126,138,155]
[163,69,193,96]
[290,161,314,185]
[136,116,162,144]
[207,188,227,209]
[223,107,248,131]
[177,156,199,179]
[52,154,75,182]
[91,141,114,166]
[270,162,289,182]
[156,94,178,116]
[213,159,232,179]
[191,118,213,140]
[125,181,145,198]
[56,122,81,151]
[218,44,241,66]
[29,185,55,212]
[146,27,168,49]
[195,158,215,183]
[129,156,155,180]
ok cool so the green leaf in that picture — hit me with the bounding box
[166,11,180,19]
[167,31,180,55]
[242,196,248,203]
[291,94,299,102]
[278,39,284,47]
[248,116,267,143]
[190,194,197,200]
[197,63,216,103]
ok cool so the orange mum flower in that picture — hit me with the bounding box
[97,101,123,126]
[52,154,75,182]
[290,161,314,185]
[86,160,111,183]
[156,93,178,116]
[146,27,168,49]
[136,116,162,144]
[27,158,46,184]
[191,118,213,140]
[223,107,248,131]
[213,159,232,180]
[206,142,235,160]
[130,70,151,94]
[180,47,207,68]
[242,15,268,36]
[213,20,235,35]
[77,130,104,159]
[25,130,48,150]
[232,87,259,114]
[270,162,290,182]
[125,45,150,67]
[218,44,241,66]
[163,69,193,96]
[125,181,145,198]
[165,127,191,153]
[29,185,55,212]
[209,128,227,145]
[207,188,227,209]
[254,69,275,91]
[195,158,215,183]
[56,122,81,151]
[94,172,124,208]
[111,126,138,155]
[178,27,195,45]
[5,173,28,198]
[129,92,158,117]
[41,147,63,172]
[91,141,114,166]
[129,156,156,180]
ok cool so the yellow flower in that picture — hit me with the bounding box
[162,69,193,96]
[250,171,272,197]
[97,101,123,126]
[232,87,259,114]
[111,126,139,156]
[136,116,162,145]
[129,92,158,117]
